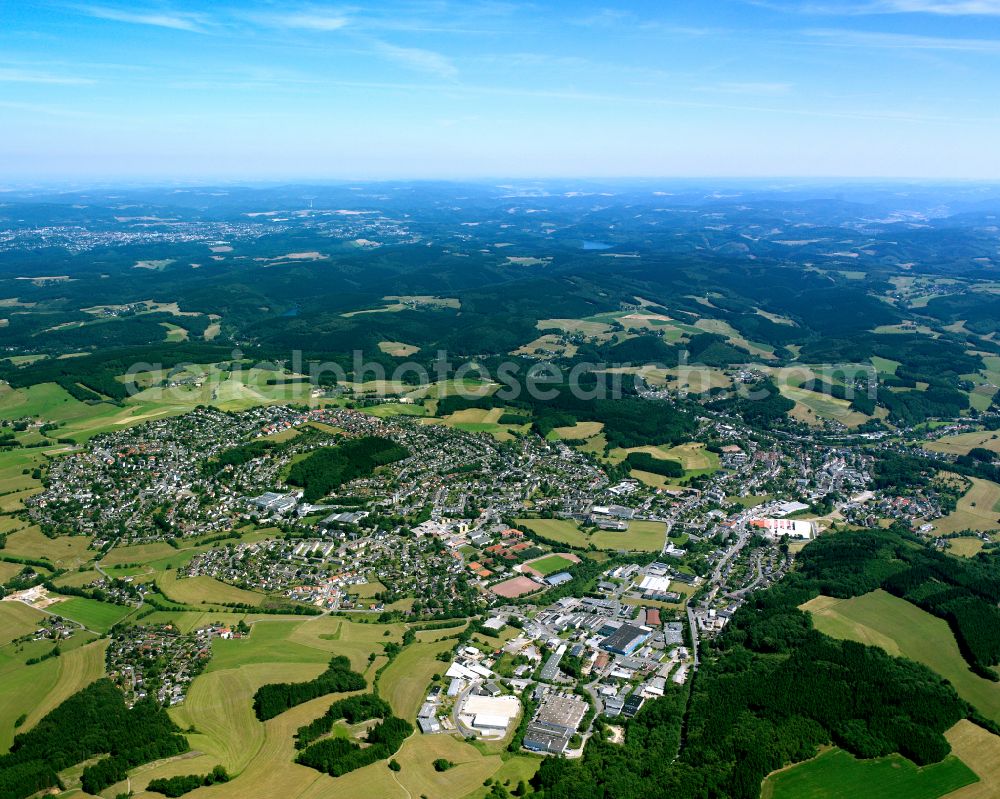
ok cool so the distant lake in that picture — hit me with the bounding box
[581,241,612,250]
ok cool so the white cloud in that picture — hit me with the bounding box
[372,41,457,79]
[79,5,209,32]
[699,81,794,95]
[805,27,1000,51]
[754,0,1000,14]
[248,11,351,32]
[869,0,1000,13]
[0,68,95,85]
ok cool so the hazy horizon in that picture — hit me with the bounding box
[4,1,1000,181]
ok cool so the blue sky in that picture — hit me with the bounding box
[2,0,1000,182]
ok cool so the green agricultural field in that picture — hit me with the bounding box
[0,642,63,750]
[525,554,575,576]
[517,517,666,552]
[762,747,977,799]
[378,637,455,721]
[871,355,902,375]
[0,447,47,495]
[0,600,47,645]
[18,638,107,733]
[727,493,773,508]
[52,596,133,632]
[802,590,1000,724]
[361,402,430,418]
[157,571,269,607]
[1,526,92,569]
[780,384,870,428]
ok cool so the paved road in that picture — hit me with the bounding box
[686,605,700,669]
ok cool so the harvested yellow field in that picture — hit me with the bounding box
[379,638,454,720]
[513,334,577,358]
[378,340,420,357]
[553,421,604,438]
[934,478,1000,535]
[298,733,522,799]
[927,430,1000,457]
[948,537,986,557]
[942,721,1000,799]
[537,318,613,336]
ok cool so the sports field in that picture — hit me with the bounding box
[802,590,1000,724]
[517,517,667,552]
[933,478,1000,535]
[762,747,977,799]
[523,553,576,576]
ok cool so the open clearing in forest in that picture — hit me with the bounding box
[762,745,977,799]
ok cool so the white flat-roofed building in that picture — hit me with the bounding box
[749,517,815,540]
[459,694,521,736]
[638,575,672,593]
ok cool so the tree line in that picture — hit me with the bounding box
[252,655,366,721]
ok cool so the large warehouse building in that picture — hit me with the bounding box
[749,517,815,540]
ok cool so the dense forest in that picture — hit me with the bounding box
[286,437,410,503]
[625,451,684,478]
[0,679,187,799]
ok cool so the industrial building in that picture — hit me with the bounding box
[523,692,589,754]
[749,517,815,539]
[458,694,521,737]
[599,623,651,656]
